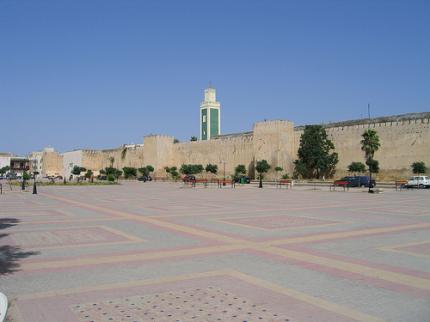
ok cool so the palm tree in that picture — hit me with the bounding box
[360,129,380,192]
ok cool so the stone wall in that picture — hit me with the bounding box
[170,132,254,178]
[295,113,430,180]
[55,112,429,180]
[42,151,63,176]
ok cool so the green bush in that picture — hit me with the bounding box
[107,174,115,182]
[122,167,137,178]
[411,161,427,174]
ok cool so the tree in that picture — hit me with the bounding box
[114,169,122,180]
[411,161,427,174]
[294,125,338,179]
[108,156,115,167]
[85,169,93,182]
[180,164,204,176]
[205,164,218,176]
[234,165,247,176]
[256,160,271,188]
[170,167,179,180]
[71,166,86,182]
[190,136,198,141]
[180,164,192,175]
[0,166,10,175]
[173,139,180,144]
[165,166,179,180]
[138,165,154,177]
[361,129,380,192]
[22,171,31,181]
[146,165,154,174]
[193,164,204,176]
[347,162,366,174]
[122,167,137,179]
[138,167,149,176]
[71,166,86,175]
[104,167,122,180]
[366,158,379,174]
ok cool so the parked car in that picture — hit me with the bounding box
[406,176,430,188]
[138,175,152,182]
[234,176,251,184]
[182,175,196,182]
[97,175,107,180]
[339,176,376,188]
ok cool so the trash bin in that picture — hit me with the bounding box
[240,177,245,184]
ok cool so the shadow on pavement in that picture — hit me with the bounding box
[0,218,39,275]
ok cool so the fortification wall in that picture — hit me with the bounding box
[142,135,174,174]
[170,133,255,177]
[81,145,146,172]
[253,120,296,179]
[42,151,63,176]
[56,112,429,181]
[294,114,430,179]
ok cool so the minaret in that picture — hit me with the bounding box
[200,85,221,140]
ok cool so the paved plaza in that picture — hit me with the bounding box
[1,182,430,322]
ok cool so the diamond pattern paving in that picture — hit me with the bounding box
[1,182,430,322]
[71,287,291,322]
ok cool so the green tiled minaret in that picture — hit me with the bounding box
[200,86,221,140]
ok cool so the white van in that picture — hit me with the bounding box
[406,176,430,188]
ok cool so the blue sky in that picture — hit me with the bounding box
[1,0,429,155]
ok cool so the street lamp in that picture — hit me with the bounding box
[21,176,25,191]
[32,160,38,195]
[223,161,226,183]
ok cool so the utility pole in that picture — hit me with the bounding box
[367,103,372,193]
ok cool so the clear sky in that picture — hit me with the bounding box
[1,0,429,155]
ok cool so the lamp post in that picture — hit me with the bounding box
[32,171,38,194]
[32,160,38,195]
[223,161,226,186]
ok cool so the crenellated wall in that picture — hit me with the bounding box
[171,132,255,177]
[300,114,430,179]
[55,112,429,180]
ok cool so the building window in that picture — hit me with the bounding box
[203,115,206,122]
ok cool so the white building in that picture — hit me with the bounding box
[62,150,83,178]
[0,153,12,170]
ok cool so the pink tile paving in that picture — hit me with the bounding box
[7,227,132,248]
[220,215,337,230]
[17,274,356,322]
[394,242,430,256]
[2,182,430,322]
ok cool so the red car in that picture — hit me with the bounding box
[182,175,196,182]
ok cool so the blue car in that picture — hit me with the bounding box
[340,176,376,188]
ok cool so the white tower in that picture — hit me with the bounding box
[200,86,221,140]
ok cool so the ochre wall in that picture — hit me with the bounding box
[323,118,430,179]
[171,133,255,178]
[59,113,429,180]
[42,151,63,176]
